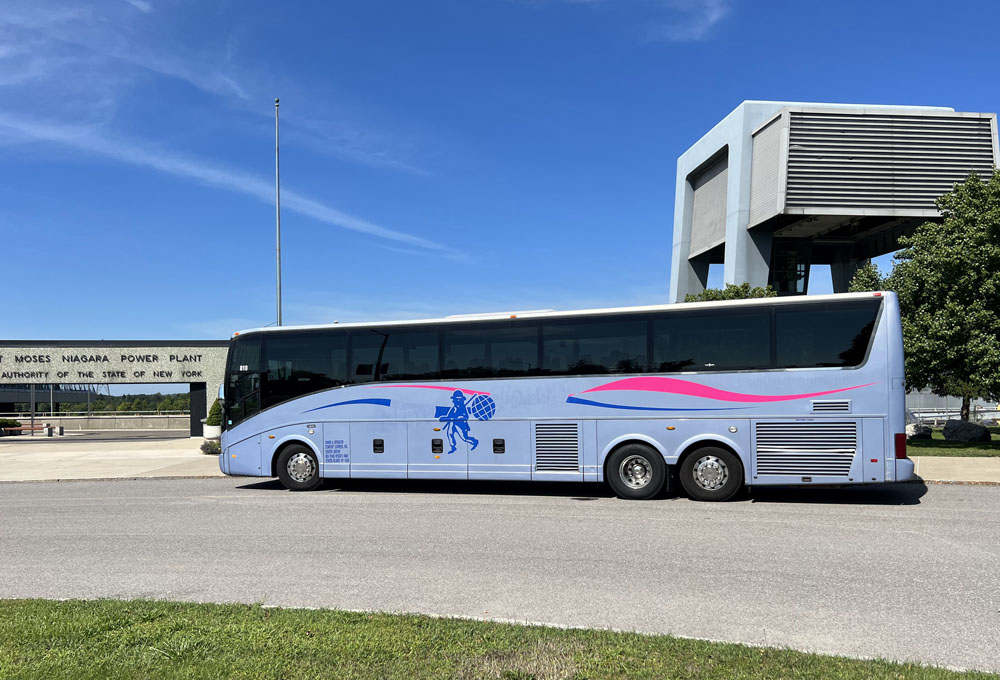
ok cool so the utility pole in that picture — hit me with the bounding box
[275,98,283,327]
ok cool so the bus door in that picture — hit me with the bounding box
[407,421,468,479]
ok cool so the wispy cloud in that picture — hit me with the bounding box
[513,0,733,42]
[647,0,732,42]
[125,0,153,14]
[0,1,428,171]
[0,114,456,255]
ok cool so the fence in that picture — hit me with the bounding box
[0,412,191,431]
[909,408,1000,427]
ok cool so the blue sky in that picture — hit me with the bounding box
[2,0,998,342]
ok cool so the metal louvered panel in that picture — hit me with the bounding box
[755,421,857,476]
[786,112,996,211]
[689,154,728,256]
[749,115,783,226]
[811,400,851,413]
[534,423,580,472]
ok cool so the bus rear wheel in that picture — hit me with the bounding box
[679,446,743,502]
[606,443,666,500]
[276,444,322,491]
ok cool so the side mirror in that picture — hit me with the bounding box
[218,383,225,402]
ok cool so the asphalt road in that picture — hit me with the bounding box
[1,478,998,672]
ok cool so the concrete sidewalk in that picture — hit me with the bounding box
[0,435,222,482]
[910,456,1000,484]
[1,435,998,484]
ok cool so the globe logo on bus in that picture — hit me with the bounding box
[468,394,496,421]
[435,390,496,454]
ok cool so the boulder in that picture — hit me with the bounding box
[906,423,933,440]
[942,419,991,443]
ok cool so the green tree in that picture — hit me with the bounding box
[847,260,885,292]
[205,399,222,426]
[886,169,1000,421]
[684,282,777,302]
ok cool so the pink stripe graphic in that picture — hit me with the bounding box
[579,377,874,403]
[365,384,490,396]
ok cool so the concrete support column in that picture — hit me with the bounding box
[723,107,772,289]
[189,382,206,437]
[668,167,697,302]
[830,249,864,293]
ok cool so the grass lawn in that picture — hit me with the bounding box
[909,430,1000,457]
[0,599,996,679]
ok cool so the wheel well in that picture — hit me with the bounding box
[270,439,314,477]
[676,439,742,471]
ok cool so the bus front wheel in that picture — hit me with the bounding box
[606,443,667,500]
[679,446,743,502]
[276,444,322,491]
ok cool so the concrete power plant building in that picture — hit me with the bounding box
[669,101,999,302]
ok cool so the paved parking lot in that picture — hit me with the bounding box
[1,477,997,672]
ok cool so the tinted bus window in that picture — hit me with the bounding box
[261,331,347,408]
[442,322,539,379]
[351,328,440,382]
[653,309,770,372]
[775,300,880,368]
[542,316,647,376]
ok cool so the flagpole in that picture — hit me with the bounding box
[275,98,282,327]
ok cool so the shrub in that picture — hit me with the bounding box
[200,439,222,455]
[0,418,22,429]
[205,399,222,427]
[684,282,777,302]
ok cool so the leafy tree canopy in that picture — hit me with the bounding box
[847,260,885,292]
[684,282,777,302]
[882,170,1000,419]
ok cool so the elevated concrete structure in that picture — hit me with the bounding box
[669,101,999,301]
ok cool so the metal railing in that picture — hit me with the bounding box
[0,410,189,418]
[909,408,1000,426]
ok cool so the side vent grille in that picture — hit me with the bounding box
[755,421,857,477]
[534,423,580,472]
[811,400,851,413]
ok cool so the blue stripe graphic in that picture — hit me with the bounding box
[565,396,746,412]
[304,398,392,413]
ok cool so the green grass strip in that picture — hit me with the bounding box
[0,599,996,679]
[909,431,1000,457]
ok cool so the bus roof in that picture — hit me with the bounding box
[232,291,890,338]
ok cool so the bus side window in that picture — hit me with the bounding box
[653,310,770,372]
[775,301,880,368]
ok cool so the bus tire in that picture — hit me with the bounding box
[606,443,666,500]
[679,446,743,502]
[276,444,322,491]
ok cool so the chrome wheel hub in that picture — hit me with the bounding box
[619,454,653,489]
[287,452,315,484]
[692,455,728,491]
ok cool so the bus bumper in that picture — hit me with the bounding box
[219,452,228,475]
[896,458,915,482]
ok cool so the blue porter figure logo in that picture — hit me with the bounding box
[435,390,496,453]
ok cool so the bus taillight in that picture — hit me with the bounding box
[894,433,907,459]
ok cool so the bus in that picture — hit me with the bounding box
[219,291,913,501]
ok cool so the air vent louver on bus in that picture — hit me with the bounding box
[534,423,581,472]
[811,400,851,413]
[755,422,857,477]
